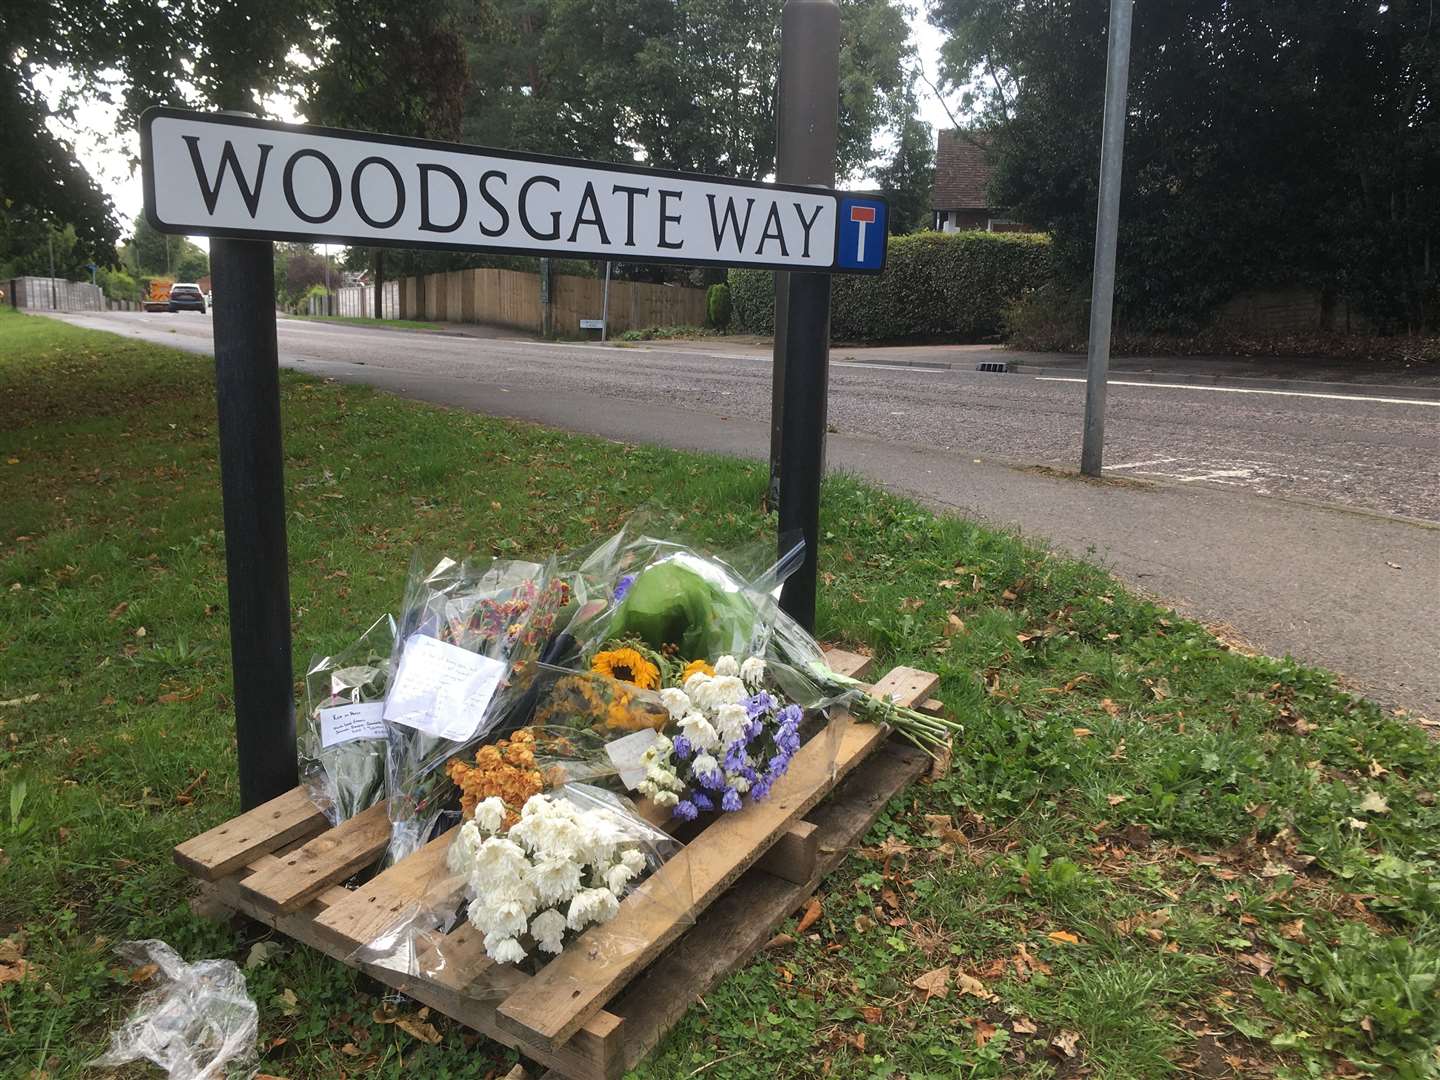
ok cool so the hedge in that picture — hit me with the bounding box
[728,230,1052,342]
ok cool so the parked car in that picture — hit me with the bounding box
[167,282,207,313]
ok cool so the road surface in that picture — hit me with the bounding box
[51,310,1440,717]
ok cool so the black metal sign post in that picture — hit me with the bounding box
[209,237,296,810]
[776,0,841,632]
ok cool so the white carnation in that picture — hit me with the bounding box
[531,857,583,907]
[692,752,719,778]
[447,819,484,875]
[605,861,638,894]
[740,656,766,687]
[567,886,621,931]
[651,789,679,807]
[530,908,568,955]
[473,796,506,836]
[487,936,527,965]
[679,711,720,751]
[683,672,711,697]
[621,848,646,874]
[659,687,692,719]
[714,655,740,677]
[709,675,748,705]
[715,703,749,743]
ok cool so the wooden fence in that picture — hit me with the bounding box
[326,268,707,335]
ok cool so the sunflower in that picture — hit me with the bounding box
[680,658,715,682]
[591,647,661,689]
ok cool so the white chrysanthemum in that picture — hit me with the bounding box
[651,789,679,807]
[473,796,506,836]
[621,848,646,874]
[692,752,719,778]
[447,819,484,875]
[659,687,692,720]
[486,936,527,965]
[530,908,568,955]
[567,886,621,931]
[709,675,748,705]
[740,656,766,687]
[714,655,740,677]
[469,895,529,939]
[715,702,749,744]
[728,772,751,794]
[605,860,639,894]
[679,711,720,751]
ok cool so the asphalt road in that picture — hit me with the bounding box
[51,310,1440,717]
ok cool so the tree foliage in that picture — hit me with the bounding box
[462,0,912,182]
[874,88,935,234]
[932,0,1440,333]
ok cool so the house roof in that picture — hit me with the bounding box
[931,130,996,211]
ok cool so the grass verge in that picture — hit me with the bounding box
[285,314,446,332]
[2,307,1437,1079]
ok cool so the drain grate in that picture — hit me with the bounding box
[975,361,1009,373]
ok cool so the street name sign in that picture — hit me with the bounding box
[141,108,888,273]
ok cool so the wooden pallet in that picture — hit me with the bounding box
[176,652,941,1080]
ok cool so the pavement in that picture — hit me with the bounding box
[49,310,1440,718]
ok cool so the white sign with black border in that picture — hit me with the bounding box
[140,108,889,274]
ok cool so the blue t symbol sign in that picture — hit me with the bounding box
[836,197,887,271]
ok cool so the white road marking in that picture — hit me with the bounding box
[1105,457,1181,471]
[1034,376,1440,407]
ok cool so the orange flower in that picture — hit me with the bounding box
[447,729,545,826]
[681,658,715,681]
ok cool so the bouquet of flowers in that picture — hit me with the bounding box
[383,555,573,862]
[633,655,806,818]
[446,785,681,964]
[301,615,396,824]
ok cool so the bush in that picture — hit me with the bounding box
[706,283,732,330]
[729,230,1052,342]
[96,268,139,303]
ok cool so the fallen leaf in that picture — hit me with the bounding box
[340,1045,363,1057]
[1100,698,1120,717]
[0,694,40,708]
[853,914,877,934]
[974,1020,998,1048]
[911,965,949,1001]
[278,988,299,1016]
[881,888,902,912]
[1346,817,1368,831]
[129,963,159,983]
[1106,794,1128,806]
[1013,1017,1038,1035]
[395,1018,442,1045]
[1001,589,1018,602]
[795,897,823,935]
[1357,791,1390,814]
[922,814,968,848]
[1014,942,1051,977]
[1368,759,1389,778]
[764,933,795,951]
[1047,930,1081,945]
[955,971,995,1000]
[1072,727,1093,738]
[1238,952,1274,977]
[108,602,129,620]
[943,614,966,637]
[1279,918,1307,942]
[134,626,147,638]
[245,941,281,969]
[861,1005,883,1024]
[1052,1030,1081,1058]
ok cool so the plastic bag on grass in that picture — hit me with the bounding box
[301,614,396,825]
[350,783,691,999]
[91,940,257,1080]
[383,554,570,863]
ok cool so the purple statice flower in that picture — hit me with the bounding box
[671,734,693,760]
[723,739,749,773]
[613,573,637,602]
[750,777,772,801]
[672,799,699,822]
[721,788,743,812]
[769,752,792,778]
[691,791,714,812]
[776,703,803,728]
[745,691,776,719]
[745,717,766,741]
[740,765,758,784]
[697,766,728,791]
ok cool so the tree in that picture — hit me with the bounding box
[462,0,913,183]
[3,0,319,265]
[122,217,207,278]
[930,0,1440,333]
[874,88,935,234]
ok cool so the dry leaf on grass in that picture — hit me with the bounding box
[764,934,795,951]
[1046,930,1081,945]
[1052,1030,1081,1058]
[1106,794,1128,806]
[129,962,159,983]
[944,614,966,637]
[853,915,877,934]
[1238,952,1274,977]
[861,1005,883,1024]
[1013,1017,1039,1035]
[1357,791,1390,814]
[796,897,823,935]
[955,971,995,1001]
[911,965,949,1001]
[1072,727,1093,738]
[974,1020,998,1048]
[923,814,968,848]
[396,1017,443,1045]
[1099,698,1121,717]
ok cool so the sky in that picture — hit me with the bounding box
[44,9,958,243]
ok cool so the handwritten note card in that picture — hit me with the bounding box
[382,633,507,742]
